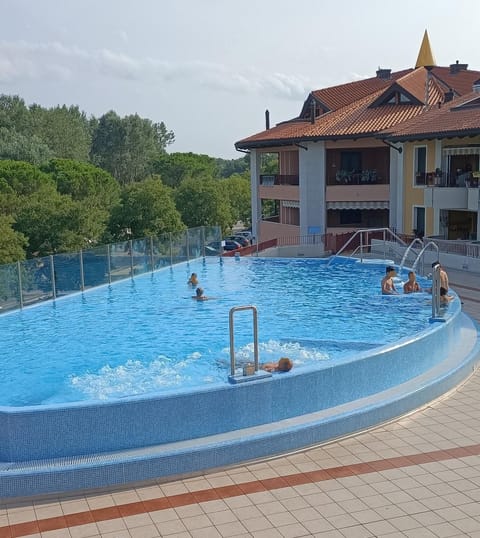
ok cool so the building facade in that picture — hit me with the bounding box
[235,32,480,245]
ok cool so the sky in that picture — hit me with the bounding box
[1,0,480,160]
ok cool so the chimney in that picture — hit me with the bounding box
[444,88,455,102]
[265,109,270,130]
[473,79,480,93]
[376,68,391,80]
[450,60,468,74]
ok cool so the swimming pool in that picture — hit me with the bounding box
[2,257,434,406]
[1,256,479,498]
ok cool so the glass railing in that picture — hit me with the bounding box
[0,226,222,312]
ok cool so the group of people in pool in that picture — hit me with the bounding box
[188,272,294,373]
[381,262,453,304]
[187,272,210,301]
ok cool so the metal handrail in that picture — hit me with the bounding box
[412,241,440,275]
[229,306,259,376]
[327,228,408,266]
[398,238,424,275]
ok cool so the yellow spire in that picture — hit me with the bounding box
[415,30,436,68]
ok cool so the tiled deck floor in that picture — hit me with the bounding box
[1,269,479,538]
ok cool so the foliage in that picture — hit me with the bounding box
[0,215,27,264]
[152,152,218,188]
[108,176,184,239]
[215,155,249,178]
[40,158,120,211]
[0,128,53,165]
[0,160,55,197]
[14,189,108,257]
[220,174,251,226]
[174,177,233,234]
[29,104,92,162]
[90,111,175,183]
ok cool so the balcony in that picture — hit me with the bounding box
[259,174,299,201]
[424,187,469,209]
[326,183,389,203]
[260,174,299,186]
[327,169,388,186]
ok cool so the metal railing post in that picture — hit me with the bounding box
[79,249,85,291]
[50,255,56,299]
[17,261,23,309]
[186,231,190,261]
[129,239,134,277]
[431,262,441,320]
[107,244,112,284]
[169,233,173,266]
[150,236,154,271]
[201,226,206,258]
[229,305,259,376]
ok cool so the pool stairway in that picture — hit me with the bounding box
[1,312,479,499]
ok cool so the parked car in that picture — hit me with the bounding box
[235,230,253,242]
[225,235,250,247]
[206,239,242,253]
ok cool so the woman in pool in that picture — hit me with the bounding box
[261,357,293,373]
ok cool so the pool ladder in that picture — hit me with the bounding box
[228,305,271,383]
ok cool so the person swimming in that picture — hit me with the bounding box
[260,357,293,373]
[192,287,209,301]
[188,273,199,286]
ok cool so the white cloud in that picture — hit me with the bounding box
[0,40,308,100]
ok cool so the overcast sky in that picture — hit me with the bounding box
[1,0,480,159]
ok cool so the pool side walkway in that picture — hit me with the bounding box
[1,270,480,538]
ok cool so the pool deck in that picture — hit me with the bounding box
[1,269,480,538]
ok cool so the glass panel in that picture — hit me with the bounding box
[83,245,109,289]
[21,257,54,306]
[54,253,82,296]
[0,263,21,311]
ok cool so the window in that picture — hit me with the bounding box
[414,146,427,186]
[340,151,361,172]
[340,209,362,225]
[413,206,425,237]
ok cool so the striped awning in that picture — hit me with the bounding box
[326,201,389,210]
[443,146,480,156]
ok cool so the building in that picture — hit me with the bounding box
[235,31,480,246]
[382,86,480,241]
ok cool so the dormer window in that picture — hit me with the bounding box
[385,91,413,105]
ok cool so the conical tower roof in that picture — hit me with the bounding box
[415,30,436,68]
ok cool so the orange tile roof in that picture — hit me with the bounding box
[383,91,480,140]
[235,65,480,149]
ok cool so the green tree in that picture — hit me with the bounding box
[41,158,120,211]
[0,128,53,165]
[152,152,218,188]
[215,155,249,178]
[175,177,233,233]
[221,174,251,226]
[0,215,27,263]
[91,112,175,183]
[30,104,92,162]
[0,95,32,132]
[109,176,184,239]
[0,160,54,197]
[14,189,108,256]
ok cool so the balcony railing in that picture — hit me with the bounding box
[416,171,480,188]
[327,169,388,185]
[260,174,299,186]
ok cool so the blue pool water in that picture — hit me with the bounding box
[0,257,436,407]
